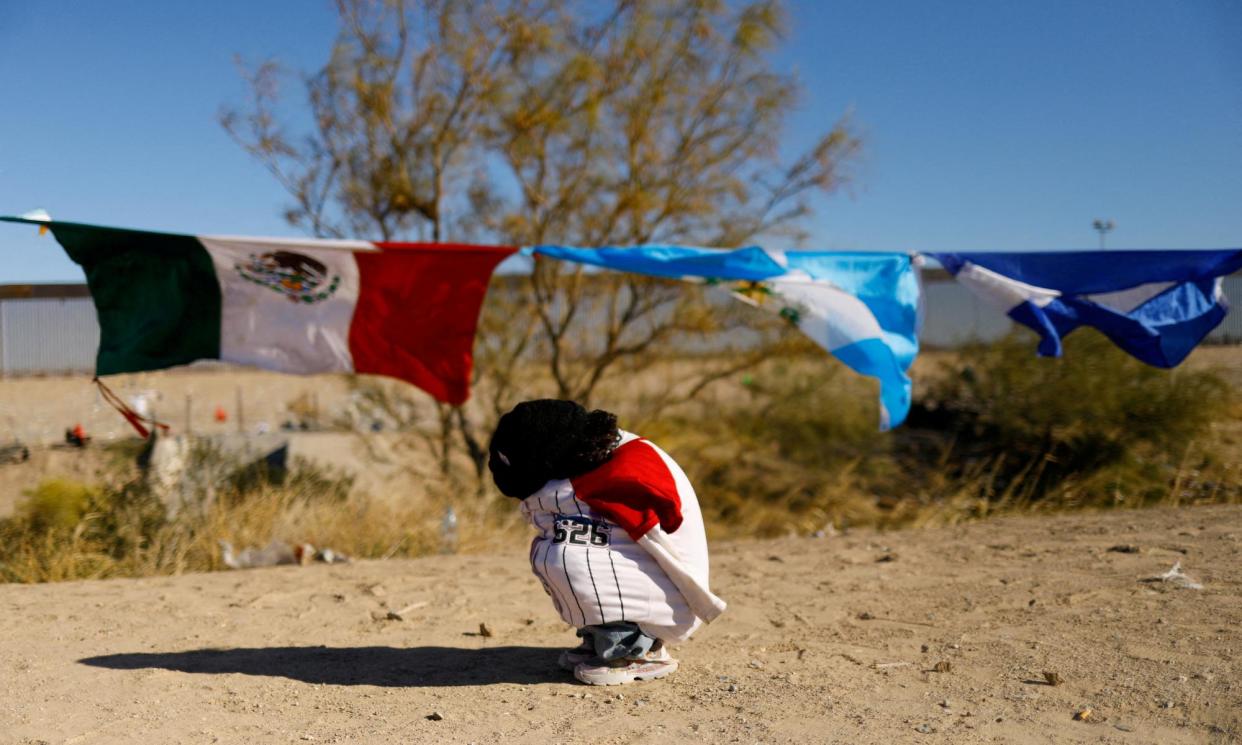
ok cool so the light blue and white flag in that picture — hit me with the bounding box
[532,245,919,429]
[932,250,1242,368]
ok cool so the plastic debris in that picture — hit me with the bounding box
[0,441,29,464]
[385,601,429,621]
[65,424,90,447]
[440,506,459,554]
[219,540,350,569]
[1141,561,1203,590]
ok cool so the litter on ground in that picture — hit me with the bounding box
[1140,561,1203,590]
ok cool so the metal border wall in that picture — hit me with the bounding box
[0,285,98,375]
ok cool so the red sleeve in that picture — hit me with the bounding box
[570,439,684,541]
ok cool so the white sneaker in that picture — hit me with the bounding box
[558,641,595,671]
[573,646,678,686]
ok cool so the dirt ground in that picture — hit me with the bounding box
[1,504,1237,745]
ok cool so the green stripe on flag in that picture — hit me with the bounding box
[51,222,222,375]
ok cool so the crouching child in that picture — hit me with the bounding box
[488,399,726,686]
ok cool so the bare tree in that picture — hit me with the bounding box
[476,0,860,405]
[221,0,860,481]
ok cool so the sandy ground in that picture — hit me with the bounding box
[1,504,1238,745]
[0,368,357,447]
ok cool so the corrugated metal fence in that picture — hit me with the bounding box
[1211,275,1242,343]
[0,296,99,374]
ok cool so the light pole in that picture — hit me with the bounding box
[1092,219,1114,249]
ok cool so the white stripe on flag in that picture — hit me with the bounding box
[198,237,362,374]
[201,235,379,252]
[763,276,884,352]
[1084,281,1175,313]
[955,261,1059,310]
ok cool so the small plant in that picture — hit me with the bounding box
[15,479,99,534]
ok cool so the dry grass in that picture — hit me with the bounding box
[1,332,1237,583]
[0,460,526,584]
[647,331,1239,539]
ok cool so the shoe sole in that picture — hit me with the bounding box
[558,650,593,672]
[573,659,679,686]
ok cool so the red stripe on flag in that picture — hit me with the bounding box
[350,243,516,404]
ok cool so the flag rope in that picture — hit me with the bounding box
[93,377,170,439]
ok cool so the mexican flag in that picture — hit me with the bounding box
[1,217,516,404]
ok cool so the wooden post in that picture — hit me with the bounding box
[236,386,244,434]
[184,394,192,435]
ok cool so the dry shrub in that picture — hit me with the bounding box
[911,330,1236,508]
[0,448,523,584]
[649,332,1237,538]
[646,356,901,538]
[0,478,161,582]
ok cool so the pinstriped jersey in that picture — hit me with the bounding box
[518,432,711,642]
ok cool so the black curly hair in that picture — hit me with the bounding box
[487,399,621,499]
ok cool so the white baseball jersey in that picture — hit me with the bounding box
[518,432,712,643]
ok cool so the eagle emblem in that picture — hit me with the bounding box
[235,251,341,303]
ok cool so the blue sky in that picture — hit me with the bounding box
[1,1,1239,282]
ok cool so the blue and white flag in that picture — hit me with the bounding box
[932,250,1242,368]
[532,245,919,429]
